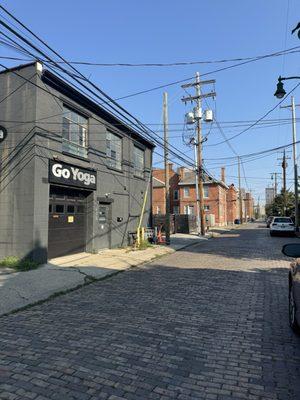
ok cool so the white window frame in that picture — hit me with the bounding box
[106,131,122,170]
[183,187,190,198]
[62,106,88,158]
[134,146,145,178]
[203,186,209,198]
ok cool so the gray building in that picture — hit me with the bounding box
[265,187,275,205]
[0,62,154,262]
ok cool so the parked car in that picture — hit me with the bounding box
[234,219,241,224]
[266,216,274,228]
[282,243,300,332]
[270,217,295,236]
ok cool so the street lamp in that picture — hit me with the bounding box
[274,76,300,99]
[274,76,300,230]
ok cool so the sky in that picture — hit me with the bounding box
[1,0,300,205]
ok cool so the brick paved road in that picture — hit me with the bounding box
[1,224,300,400]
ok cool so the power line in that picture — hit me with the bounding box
[0,45,299,67]
[0,13,197,168]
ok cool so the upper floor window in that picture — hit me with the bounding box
[134,146,144,178]
[62,106,88,158]
[203,186,209,198]
[183,187,190,198]
[173,190,179,200]
[106,131,122,170]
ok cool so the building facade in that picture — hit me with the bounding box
[0,62,154,262]
[265,187,275,205]
[152,166,239,226]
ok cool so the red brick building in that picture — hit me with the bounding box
[152,165,240,226]
[152,164,179,215]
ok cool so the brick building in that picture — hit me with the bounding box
[152,165,240,226]
[152,164,179,215]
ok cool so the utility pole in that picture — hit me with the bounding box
[191,138,201,235]
[163,92,170,245]
[181,74,216,236]
[270,172,280,196]
[238,157,243,223]
[195,73,205,236]
[280,96,300,230]
[278,149,289,215]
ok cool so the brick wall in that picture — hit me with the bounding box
[152,164,180,215]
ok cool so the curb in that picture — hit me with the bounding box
[0,240,203,318]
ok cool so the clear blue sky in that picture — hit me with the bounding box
[2,0,300,204]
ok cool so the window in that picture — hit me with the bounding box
[62,106,88,158]
[184,205,194,215]
[204,205,210,211]
[173,206,179,215]
[173,190,179,200]
[156,206,161,215]
[67,205,75,214]
[106,131,122,170]
[55,204,64,213]
[183,187,190,198]
[203,186,209,198]
[134,146,144,178]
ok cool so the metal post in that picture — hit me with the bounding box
[282,150,287,215]
[163,92,170,245]
[195,72,205,235]
[193,140,201,235]
[292,96,299,230]
[238,157,243,223]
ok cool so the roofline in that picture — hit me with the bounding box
[178,181,229,189]
[1,62,155,149]
[0,61,37,75]
[41,68,155,149]
[153,176,165,184]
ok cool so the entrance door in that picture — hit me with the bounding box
[97,202,112,249]
[48,186,88,259]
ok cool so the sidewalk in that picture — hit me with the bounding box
[0,233,207,316]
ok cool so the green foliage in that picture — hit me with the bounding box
[266,190,295,217]
[137,239,152,250]
[0,256,39,271]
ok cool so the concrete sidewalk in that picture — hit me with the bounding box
[0,233,207,316]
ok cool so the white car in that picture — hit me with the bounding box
[270,217,295,236]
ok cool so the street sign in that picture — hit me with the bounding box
[0,126,7,143]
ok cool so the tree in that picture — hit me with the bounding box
[266,190,295,217]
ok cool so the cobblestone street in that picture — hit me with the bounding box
[1,224,300,400]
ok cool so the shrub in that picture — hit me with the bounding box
[0,256,39,271]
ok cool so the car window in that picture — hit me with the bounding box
[273,217,292,223]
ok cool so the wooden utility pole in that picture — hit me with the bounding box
[280,96,300,229]
[238,156,243,223]
[281,150,288,214]
[195,73,205,236]
[181,74,216,236]
[163,92,170,245]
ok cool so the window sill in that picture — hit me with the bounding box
[134,175,145,181]
[62,151,90,163]
[107,165,123,174]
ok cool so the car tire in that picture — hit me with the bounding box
[270,231,274,236]
[289,283,299,333]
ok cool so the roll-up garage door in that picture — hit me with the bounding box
[48,185,89,259]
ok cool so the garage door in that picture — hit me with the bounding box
[48,186,88,259]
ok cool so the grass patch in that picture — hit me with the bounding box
[0,256,40,271]
[137,239,153,250]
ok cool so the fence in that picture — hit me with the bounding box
[153,214,197,234]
